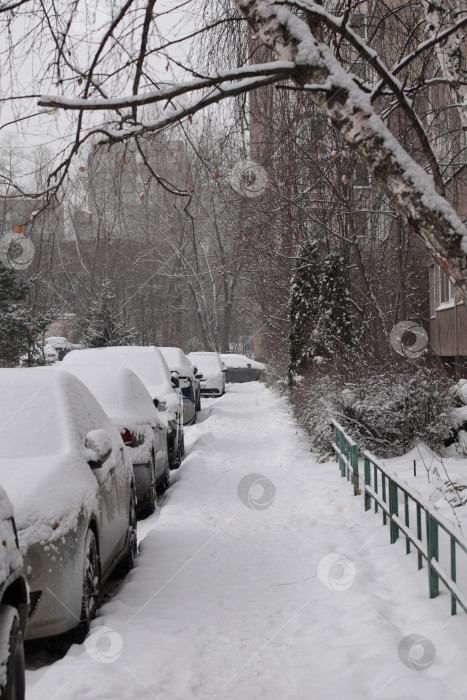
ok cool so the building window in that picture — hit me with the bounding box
[439,268,455,304]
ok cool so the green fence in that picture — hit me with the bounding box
[332,419,467,615]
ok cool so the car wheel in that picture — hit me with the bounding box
[118,492,138,576]
[0,606,25,700]
[170,430,184,470]
[138,456,156,519]
[196,396,201,411]
[74,529,100,643]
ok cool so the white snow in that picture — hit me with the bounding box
[25,382,467,699]
[60,366,159,427]
[159,347,194,375]
[220,353,265,370]
[62,346,174,402]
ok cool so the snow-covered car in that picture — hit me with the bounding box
[0,368,137,641]
[62,346,184,469]
[159,347,201,425]
[45,336,76,361]
[188,352,226,397]
[62,365,170,518]
[0,486,28,700]
[220,353,266,383]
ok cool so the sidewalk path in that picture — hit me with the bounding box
[27,383,467,700]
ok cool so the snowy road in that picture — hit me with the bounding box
[27,383,467,699]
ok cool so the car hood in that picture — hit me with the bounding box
[0,453,99,553]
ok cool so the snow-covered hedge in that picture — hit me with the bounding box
[290,355,460,459]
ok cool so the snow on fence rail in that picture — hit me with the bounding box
[332,419,467,616]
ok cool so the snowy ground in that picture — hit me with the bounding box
[384,445,467,531]
[26,383,467,699]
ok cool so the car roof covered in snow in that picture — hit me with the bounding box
[62,346,174,399]
[188,352,223,372]
[220,353,266,370]
[159,347,193,375]
[61,365,159,427]
[0,368,119,459]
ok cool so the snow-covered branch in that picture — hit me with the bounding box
[231,0,467,297]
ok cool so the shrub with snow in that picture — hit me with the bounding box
[290,354,457,459]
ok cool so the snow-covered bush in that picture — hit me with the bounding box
[290,354,457,459]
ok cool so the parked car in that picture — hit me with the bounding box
[220,353,266,383]
[62,346,184,469]
[19,342,58,366]
[44,336,77,361]
[159,347,201,424]
[62,365,170,518]
[0,486,28,700]
[0,368,136,641]
[188,352,226,397]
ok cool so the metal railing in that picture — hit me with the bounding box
[332,419,467,615]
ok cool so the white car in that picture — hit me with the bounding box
[61,365,170,518]
[0,368,136,641]
[62,346,184,469]
[159,347,201,425]
[188,352,226,397]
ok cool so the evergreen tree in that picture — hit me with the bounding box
[0,268,56,366]
[84,279,135,348]
[289,240,321,374]
[310,252,354,360]
[0,267,29,366]
[289,245,354,375]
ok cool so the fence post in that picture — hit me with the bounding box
[451,537,457,615]
[389,478,399,544]
[426,513,439,599]
[364,457,371,510]
[339,431,346,478]
[351,444,359,495]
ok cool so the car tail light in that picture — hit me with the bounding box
[120,428,137,446]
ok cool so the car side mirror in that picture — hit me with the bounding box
[85,429,112,469]
[171,375,180,388]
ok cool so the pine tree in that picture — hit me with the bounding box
[0,268,30,366]
[0,268,56,366]
[289,240,321,375]
[310,252,354,360]
[289,245,354,375]
[84,279,136,348]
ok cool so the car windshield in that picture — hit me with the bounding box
[190,354,221,374]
